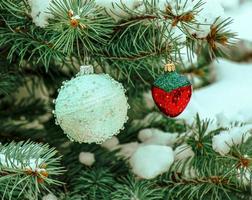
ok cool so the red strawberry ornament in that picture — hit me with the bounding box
[151,64,192,118]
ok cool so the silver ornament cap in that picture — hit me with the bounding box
[77,65,94,76]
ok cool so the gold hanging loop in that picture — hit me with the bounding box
[164,63,176,72]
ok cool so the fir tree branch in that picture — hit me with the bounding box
[0,141,64,200]
[48,0,114,55]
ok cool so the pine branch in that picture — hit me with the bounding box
[155,115,252,200]
[0,71,23,95]
[111,176,163,200]
[0,0,236,85]
[48,0,114,55]
[71,169,116,199]
[189,17,237,60]
[0,141,64,200]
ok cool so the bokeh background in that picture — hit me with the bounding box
[177,0,252,123]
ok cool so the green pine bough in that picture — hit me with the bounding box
[0,0,249,199]
[0,141,64,199]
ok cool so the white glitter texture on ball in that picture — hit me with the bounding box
[54,65,129,144]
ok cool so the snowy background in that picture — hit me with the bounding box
[180,0,252,124]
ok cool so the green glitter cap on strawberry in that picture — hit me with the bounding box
[151,64,192,118]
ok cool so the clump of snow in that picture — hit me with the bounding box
[27,158,44,170]
[212,132,233,156]
[237,168,252,186]
[215,113,231,128]
[117,142,139,159]
[180,59,252,124]
[42,194,57,200]
[158,0,199,16]
[142,91,155,109]
[95,0,141,21]
[129,145,174,179]
[101,136,119,150]
[182,166,197,179]
[0,153,21,168]
[164,25,187,44]
[138,128,154,142]
[174,144,194,161]
[229,125,252,145]
[179,46,198,67]
[79,152,95,166]
[212,125,252,155]
[0,153,44,171]
[28,0,53,28]
[175,161,198,179]
[131,112,164,128]
[189,0,224,38]
[22,119,44,130]
[173,144,197,179]
[157,0,225,39]
[138,128,178,146]
[158,1,197,44]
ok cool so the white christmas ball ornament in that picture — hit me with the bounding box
[54,65,129,143]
